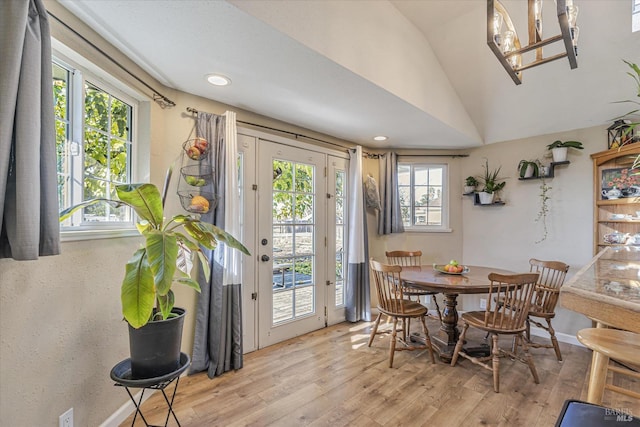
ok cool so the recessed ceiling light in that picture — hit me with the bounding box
[373,136,388,141]
[206,74,231,86]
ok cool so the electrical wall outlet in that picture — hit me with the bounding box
[479,298,487,310]
[59,408,73,427]
[424,295,431,304]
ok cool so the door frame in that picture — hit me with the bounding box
[237,127,348,351]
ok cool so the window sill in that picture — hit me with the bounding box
[61,228,140,242]
[403,227,452,233]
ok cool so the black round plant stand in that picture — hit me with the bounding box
[110,352,190,427]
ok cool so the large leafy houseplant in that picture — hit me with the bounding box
[60,183,250,329]
[615,60,640,170]
[616,60,640,145]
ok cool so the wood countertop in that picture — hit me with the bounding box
[560,246,640,333]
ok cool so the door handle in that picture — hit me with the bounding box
[261,255,270,262]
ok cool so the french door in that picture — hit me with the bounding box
[238,131,348,350]
[327,155,348,326]
[257,140,327,346]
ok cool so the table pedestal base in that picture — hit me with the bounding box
[413,294,491,362]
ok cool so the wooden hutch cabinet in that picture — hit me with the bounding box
[592,144,640,255]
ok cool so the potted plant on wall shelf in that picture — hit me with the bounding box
[478,159,506,204]
[517,159,540,179]
[464,176,478,194]
[60,183,250,379]
[546,140,583,162]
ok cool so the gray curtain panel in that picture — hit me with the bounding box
[190,112,243,377]
[346,147,370,322]
[346,199,371,322]
[0,0,60,260]
[377,152,405,235]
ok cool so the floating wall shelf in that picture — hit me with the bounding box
[464,192,506,206]
[518,161,570,180]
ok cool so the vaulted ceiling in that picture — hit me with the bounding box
[58,0,639,149]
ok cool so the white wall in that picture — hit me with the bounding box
[460,126,605,334]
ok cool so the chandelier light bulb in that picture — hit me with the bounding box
[493,12,504,45]
[502,30,515,54]
[534,0,543,32]
[571,26,579,56]
[567,5,579,28]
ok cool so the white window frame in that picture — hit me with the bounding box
[398,161,451,233]
[53,40,150,241]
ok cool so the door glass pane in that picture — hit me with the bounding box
[272,160,292,190]
[295,287,313,316]
[294,225,313,255]
[294,256,313,287]
[273,289,293,323]
[295,164,313,192]
[272,159,315,324]
[273,225,293,257]
[295,194,313,223]
[273,257,293,289]
[273,192,294,222]
[335,169,346,307]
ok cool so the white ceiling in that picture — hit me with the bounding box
[57,0,640,149]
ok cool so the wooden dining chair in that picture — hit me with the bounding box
[524,258,570,361]
[385,250,442,322]
[451,272,540,393]
[368,259,436,368]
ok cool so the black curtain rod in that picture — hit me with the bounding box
[47,11,176,109]
[185,107,468,158]
[186,106,350,152]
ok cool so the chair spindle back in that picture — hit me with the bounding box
[484,273,539,331]
[385,250,422,267]
[370,259,408,314]
[529,259,570,314]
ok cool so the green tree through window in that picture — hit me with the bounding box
[53,58,135,227]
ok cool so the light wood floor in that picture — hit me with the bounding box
[121,318,640,426]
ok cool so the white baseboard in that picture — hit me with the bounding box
[528,325,583,348]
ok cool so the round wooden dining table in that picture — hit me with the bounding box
[401,265,516,362]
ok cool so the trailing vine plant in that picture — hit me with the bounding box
[535,177,551,243]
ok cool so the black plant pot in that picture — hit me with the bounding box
[128,307,185,379]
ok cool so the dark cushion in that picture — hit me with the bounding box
[555,400,640,427]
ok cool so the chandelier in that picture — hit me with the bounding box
[488,0,579,85]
